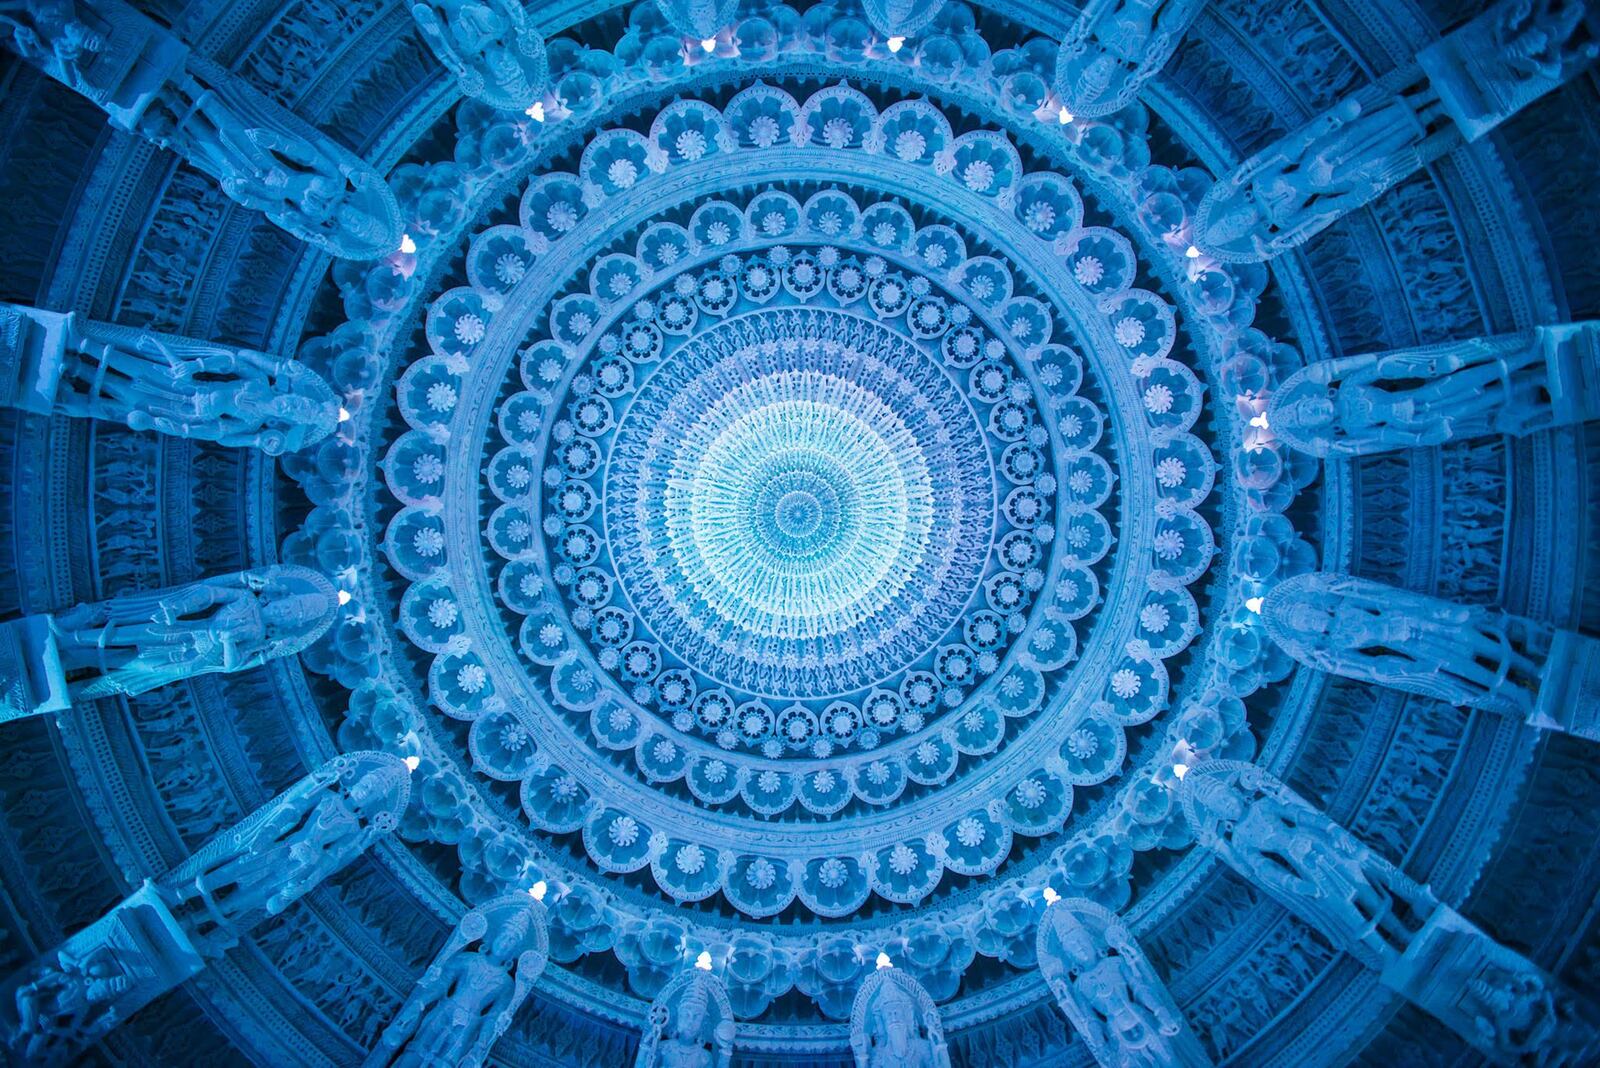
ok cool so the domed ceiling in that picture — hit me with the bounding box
[0,0,1598,1064]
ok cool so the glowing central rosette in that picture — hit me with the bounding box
[606,309,993,701]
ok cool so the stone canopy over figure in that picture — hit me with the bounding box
[1195,0,1599,261]
[0,752,409,1065]
[1036,899,1212,1068]
[411,0,549,112]
[1054,0,1209,119]
[850,968,950,1068]
[1263,572,1600,739]
[1268,322,1600,457]
[1179,760,1600,1064]
[368,894,549,1068]
[0,302,342,455]
[0,0,401,258]
[46,565,340,704]
[634,969,736,1068]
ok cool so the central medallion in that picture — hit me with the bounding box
[608,310,989,707]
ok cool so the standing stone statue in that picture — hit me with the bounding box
[1263,572,1600,739]
[411,0,548,112]
[0,752,409,1064]
[1054,0,1209,118]
[1036,899,1211,1068]
[0,0,401,258]
[367,894,550,1068]
[1,565,338,721]
[0,302,341,454]
[1269,323,1600,457]
[1179,760,1600,1064]
[849,968,950,1068]
[43,566,339,704]
[634,969,736,1068]
[1196,0,1598,261]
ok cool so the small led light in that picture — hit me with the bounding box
[336,589,352,606]
[1250,411,1271,429]
[1246,596,1264,614]
[1058,107,1074,124]
[1185,245,1201,259]
[875,952,894,970]
[337,406,351,422]
[701,36,717,53]
[404,754,421,772]
[1042,887,1061,905]
[530,880,548,900]
[525,101,545,122]
[398,233,417,255]
[887,36,905,52]
[695,950,714,971]
[1173,763,1189,779]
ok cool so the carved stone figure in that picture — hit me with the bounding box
[1263,572,1600,738]
[0,753,406,1064]
[0,0,401,258]
[1178,760,1435,968]
[849,969,950,1068]
[411,0,549,111]
[1036,899,1211,1068]
[1418,0,1600,141]
[1196,0,1598,261]
[1054,0,1209,118]
[1195,67,1453,262]
[368,894,550,1068]
[47,566,339,702]
[0,303,341,454]
[1180,761,1600,1062]
[634,970,736,1068]
[1269,323,1600,456]
[157,751,410,955]
[0,882,202,1066]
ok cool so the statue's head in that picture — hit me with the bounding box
[1276,384,1338,436]
[1197,181,1266,256]
[1183,771,1248,845]
[675,978,711,1036]
[1071,52,1128,109]
[490,908,534,962]
[1054,915,1100,967]
[875,982,918,1048]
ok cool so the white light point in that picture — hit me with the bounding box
[1058,107,1074,124]
[701,37,717,53]
[1172,763,1188,779]
[530,880,548,901]
[1042,887,1060,905]
[1246,596,1263,614]
[875,952,894,970]
[887,36,905,52]
[337,406,351,423]
[399,233,417,255]
[695,950,714,971]
[525,101,546,122]
[336,589,352,606]
[1185,245,1201,259]
[1250,411,1271,429]
[404,754,421,772]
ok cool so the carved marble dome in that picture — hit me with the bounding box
[0,0,1598,1064]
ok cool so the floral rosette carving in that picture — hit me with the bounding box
[282,0,1316,1021]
